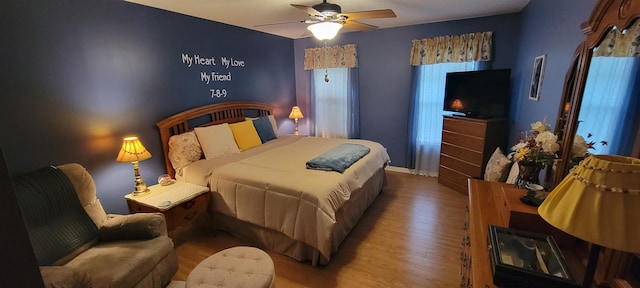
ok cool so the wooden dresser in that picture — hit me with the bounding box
[438,116,507,193]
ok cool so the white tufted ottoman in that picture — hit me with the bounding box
[186,246,275,288]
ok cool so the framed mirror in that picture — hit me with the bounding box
[553,0,640,186]
[551,0,640,286]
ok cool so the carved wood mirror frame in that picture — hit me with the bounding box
[553,0,640,186]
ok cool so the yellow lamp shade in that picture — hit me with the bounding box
[538,155,640,253]
[116,136,151,162]
[289,106,304,119]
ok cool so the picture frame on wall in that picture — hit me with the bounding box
[529,55,546,101]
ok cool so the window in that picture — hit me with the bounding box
[577,57,640,155]
[409,62,485,176]
[311,67,359,138]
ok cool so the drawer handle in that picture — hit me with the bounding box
[184,212,196,221]
[182,200,195,209]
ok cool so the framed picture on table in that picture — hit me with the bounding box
[488,225,579,288]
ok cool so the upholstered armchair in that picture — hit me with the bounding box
[13,163,178,288]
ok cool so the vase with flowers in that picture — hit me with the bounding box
[509,119,560,189]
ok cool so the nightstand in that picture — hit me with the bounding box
[124,181,209,233]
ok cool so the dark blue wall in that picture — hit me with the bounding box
[508,0,597,140]
[1,0,600,215]
[294,14,523,168]
[1,0,295,214]
[293,0,598,168]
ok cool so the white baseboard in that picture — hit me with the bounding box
[385,165,412,174]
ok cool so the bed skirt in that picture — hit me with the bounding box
[210,168,387,265]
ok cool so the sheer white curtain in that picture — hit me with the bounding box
[311,67,359,138]
[412,62,483,176]
[577,56,640,154]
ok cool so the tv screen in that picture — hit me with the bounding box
[443,69,511,119]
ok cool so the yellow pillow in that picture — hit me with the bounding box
[229,121,262,151]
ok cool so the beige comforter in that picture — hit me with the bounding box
[180,135,390,260]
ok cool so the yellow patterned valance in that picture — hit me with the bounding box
[593,19,640,57]
[304,44,357,70]
[409,31,493,66]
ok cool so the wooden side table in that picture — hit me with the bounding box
[467,179,584,288]
[125,181,209,233]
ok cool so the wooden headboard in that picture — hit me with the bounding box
[156,101,274,178]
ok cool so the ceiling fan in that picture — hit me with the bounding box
[257,1,396,40]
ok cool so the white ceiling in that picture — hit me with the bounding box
[124,0,530,39]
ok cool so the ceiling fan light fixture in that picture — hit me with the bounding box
[307,22,342,40]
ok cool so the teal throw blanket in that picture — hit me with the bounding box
[306,143,371,173]
[13,166,98,266]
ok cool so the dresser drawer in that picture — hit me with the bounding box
[443,117,487,137]
[442,131,485,152]
[438,166,470,193]
[440,154,482,178]
[441,143,483,165]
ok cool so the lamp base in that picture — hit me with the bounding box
[131,160,151,196]
[132,186,150,196]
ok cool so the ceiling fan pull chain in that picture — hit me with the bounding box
[324,41,329,82]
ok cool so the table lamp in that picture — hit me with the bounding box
[538,154,640,288]
[289,106,304,135]
[116,136,152,195]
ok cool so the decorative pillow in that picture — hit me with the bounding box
[253,116,277,143]
[505,161,520,184]
[229,120,262,151]
[168,131,202,169]
[194,123,240,159]
[267,115,279,136]
[246,114,279,136]
[484,147,512,182]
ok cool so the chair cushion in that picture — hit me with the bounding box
[65,236,176,288]
[40,266,91,288]
[13,166,98,266]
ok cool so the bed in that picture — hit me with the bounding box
[156,101,390,264]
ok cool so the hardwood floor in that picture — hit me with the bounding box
[171,171,469,287]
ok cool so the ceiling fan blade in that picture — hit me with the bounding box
[343,20,377,31]
[291,4,323,17]
[341,9,396,20]
[254,20,305,27]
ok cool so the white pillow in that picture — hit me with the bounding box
[484,147,512,182]
[194,123,240,159]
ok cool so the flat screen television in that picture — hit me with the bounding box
[443,69,511,119]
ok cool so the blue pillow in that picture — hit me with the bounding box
[253,116,277,143]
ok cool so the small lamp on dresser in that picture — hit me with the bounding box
[289,106,304,135]
[117,136,152,196]
[538,155,640,288]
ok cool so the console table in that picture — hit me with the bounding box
[465,179,584,288]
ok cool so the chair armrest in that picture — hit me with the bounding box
[40,266,91,288]
[99,213,168,242]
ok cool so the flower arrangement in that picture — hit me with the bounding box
[570,133,607,166]
[509,119,560,168]
[572,133,607,158]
